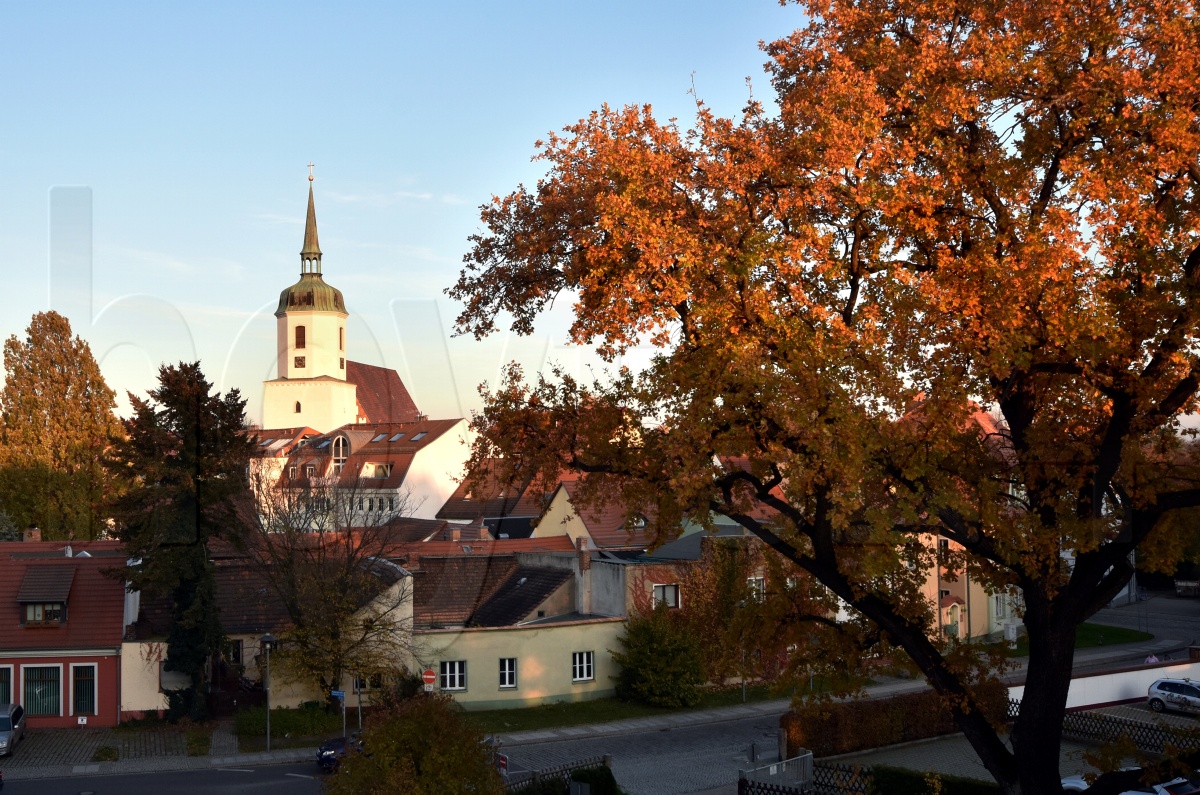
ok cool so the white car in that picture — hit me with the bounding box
[1061,772,1200,794]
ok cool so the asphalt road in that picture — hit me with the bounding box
[505,713,777,795]
[0,762,323,795]
[1092,592,1200,648]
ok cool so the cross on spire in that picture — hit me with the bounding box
[307,162,315,182]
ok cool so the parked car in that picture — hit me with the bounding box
[1063,771,1200,794]
[1148,678,1200,715]
[316,733,362,773]
[0,704,25,757]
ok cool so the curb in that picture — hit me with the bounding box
[1,747,316,781]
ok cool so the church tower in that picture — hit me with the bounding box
[262,174,360,431]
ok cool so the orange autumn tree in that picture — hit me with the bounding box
[448,2,1200,793]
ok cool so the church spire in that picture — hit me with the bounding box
[301,164,322,274]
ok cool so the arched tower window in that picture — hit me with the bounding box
[339,327,344,351]
[295,401,302,413]
[295,325,306,349]
[332,436,348,473]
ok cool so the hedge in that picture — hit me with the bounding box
[870,765,1002,795]
[781,681,1009,757]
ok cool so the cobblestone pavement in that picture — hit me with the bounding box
[2,726,187,769]
[504,712,779,795]
[1094,701,1200,731]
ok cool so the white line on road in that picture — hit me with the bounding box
[286,773,316,779]
[217,767,256,772]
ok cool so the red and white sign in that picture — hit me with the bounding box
[422,669,436,686]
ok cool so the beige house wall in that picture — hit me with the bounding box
[119,642,170,717]
[536,487,591,545]
[414,617,624,711]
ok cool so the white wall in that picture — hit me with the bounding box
[1009,661,1200,709]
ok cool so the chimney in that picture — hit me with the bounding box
[478,521,491,541]
[23,526,41,543]
[576,536,592,614]
[64,544,73,558]
[575,536,591,571]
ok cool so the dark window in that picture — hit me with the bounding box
[73,665,96,715]
[339,327,344,351]
[294,356,306,369]
[224,640,243,667]
[295,401,302,413]
[295,325,306,349]
[24,666,60,716]
[25,603,65,625]
[0,667,10,704]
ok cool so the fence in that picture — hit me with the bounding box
[505,754,611,793]
[740,752,814,790]
[1009,698,1200,756]
[812,762,871,795]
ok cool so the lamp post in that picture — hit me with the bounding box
[261,633,277,752]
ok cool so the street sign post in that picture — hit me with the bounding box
[331,690,345,699]
[422,668,436,693]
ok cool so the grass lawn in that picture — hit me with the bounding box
[1011,622,1153,657]
[464,683,790,735]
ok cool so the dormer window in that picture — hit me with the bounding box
[288,466,297,480]
[332,436,348,473]
[25,602,65,626]
[305,465,315,478]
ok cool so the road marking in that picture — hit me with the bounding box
[217,767,255,772]
[286,773,316,779]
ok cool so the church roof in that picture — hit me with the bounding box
[275,273,346,316]
[347,361,421,424]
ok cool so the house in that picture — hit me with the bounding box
[436,459,556,539]
[0,541,130,728]
[536,474,656,552]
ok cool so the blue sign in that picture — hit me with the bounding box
[331,690,345,699]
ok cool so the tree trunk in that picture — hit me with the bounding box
[1012,598,1077,794]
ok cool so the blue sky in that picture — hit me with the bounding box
[0,1,801,422]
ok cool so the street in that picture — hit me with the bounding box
[0,763,323,795]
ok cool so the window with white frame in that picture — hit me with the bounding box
[571,651,594,682]
[746,577,765,602]
[354,673,383,692]
[652,584,680,608]
[993,595,1008,620]
[499,658,517,689]
[440,660,467,691]
[0,666,10,704]
[72,664,96,715]
[23,665,61,716]
[332,436,348,473]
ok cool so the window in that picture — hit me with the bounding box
[411,432,427,441]
[993,595,1008,620]
[0,666,10,704]
[288,466,297,480]
[294,356,306,369]
[295,325,306,349]
[388,497,395,511]
[305,465,315,478]
[25,602,65,625]
[339,327,344,351]
[371,433,388,443]
[367,498,374,511]
[332,436,348,473]
[224,639,243,667]
[652,584,680,609]
[354,673,383,692]
[440,661,467,691]
[499,658,517,689]
[23,665,60,716]
[72,664,96,715]
[746,577,765,602]
[571,652,594,682]
[388,433,405,442]
[340,358,345,370]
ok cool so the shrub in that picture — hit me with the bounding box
[870,766,1002,795]
[781,681,1010,757]
[611,603,705,708]
[233,704,343,738]
[327,694,504,795]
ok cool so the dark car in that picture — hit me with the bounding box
[316,733,362,773]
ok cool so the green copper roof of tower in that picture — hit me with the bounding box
[276,273,347,316]
[276,183,346,316]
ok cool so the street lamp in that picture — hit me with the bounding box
[261,633,277,752]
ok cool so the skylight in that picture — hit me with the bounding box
[389,433,405,442]
[412,432,427,441]
[259,438,274,446]
[318,440,331,449]
[371,433,387,442]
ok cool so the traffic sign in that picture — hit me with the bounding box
[422,669,436,686]
[331,689,345,699]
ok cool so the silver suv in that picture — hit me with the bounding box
[1148,678,1200,715]
[0,703,25,756]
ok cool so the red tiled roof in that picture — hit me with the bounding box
[276,419,463,488]
[0,543,127,651]
[469,567,573,627]
[437,459,553,521]
[555,479,653,550]
[382,536,577,570]
[347,361,421,424]
[412,555,518,627]
[138,560,293,637]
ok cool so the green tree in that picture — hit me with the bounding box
[108,361,254,720]
[448,1,1200,791]
[0,311,122,540]
[612,602,705,708]
[326,694,505,795]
